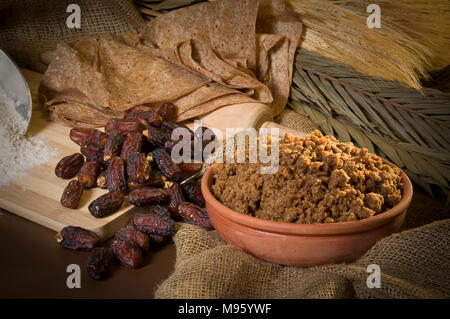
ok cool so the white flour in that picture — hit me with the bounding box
[0,87,57,187]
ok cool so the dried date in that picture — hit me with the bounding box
[179,162,203,175]
[178,202,213,230]
[60,180,83,209]
[78,161,101,188]
[106,157,127,193]
[105,119,142,136]
[161,121,194,140]
[104,133,124,162]
[181,179,205,207]
[126,218,167,245]
[70,128,107,148]
[157,103,177,121]
[148,234,167,246]
[80,143,105,165]
[127,105,152,113]
[116,226,150,252]
[133,211,175,237]
[148,205,172,219]
[55,153,84,179]
[96,170,108,189]
[86,247,113,280]
[110,237,144,268]
[126,110,162,128]
[56,226,100,251]
[127,153,150,185]
[120,132,142,161]
[146,170,166,187]
[142,127,170,149]
[151,148,183,182]
[164,139,178,153]
[128,187,168,206]
[166,182,184,220]
[88,190,124,218]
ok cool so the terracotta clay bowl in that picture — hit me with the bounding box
[201,161,413,267]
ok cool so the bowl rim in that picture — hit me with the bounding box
[201,160,413,236]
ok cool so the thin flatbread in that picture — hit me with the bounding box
[140,0,259,72]
[39,0,302,127]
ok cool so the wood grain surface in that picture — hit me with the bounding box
[0,70,134,239]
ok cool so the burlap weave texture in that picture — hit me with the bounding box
[155,217,449,299]
[0,0,145,72]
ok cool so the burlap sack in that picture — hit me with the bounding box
[0,0,145,72]
[155,108,450,299]
[275,108,318,134]
[155,198,449,299]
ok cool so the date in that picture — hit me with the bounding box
[60,180,83,209]
[105,119,142,136]
[127,105,152,113]
[116,226,150,252]
[78,161,101,188]
[110,237,144,268]
[70,128,107,148]
[106,157,127,193]
[128,187,168,206]
[146,170,166,187]
[166,182,184,220]
[80,143,105,165]
[157,103,177,121]
[126,110,162,128]
[164,139,178,153]
[178,202,213,230]
[96,170,108,189]
[88,190,124,218]
[148,205,172,219]
[179,162,203,175]
[55,153,84,179]
[86,247,113,280]
[120,132,142,161]
[142,127,170,149]
[104,133,124,162]
[56,226,100,251]
[151,148,183,182]
[181,178,205,207]
[127,153,150,185]
[148,234,167,246]
[133,211,175,237]
[160,121,194,140]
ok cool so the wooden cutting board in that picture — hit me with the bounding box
[0,69,293,240]
[0,69,135,240]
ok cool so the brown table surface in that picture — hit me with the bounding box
[0,208,176,298]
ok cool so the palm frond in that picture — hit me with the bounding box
[290,50,450,197]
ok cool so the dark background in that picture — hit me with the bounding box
[0,209,176,298]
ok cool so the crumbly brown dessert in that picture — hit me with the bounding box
[211,131,403,223]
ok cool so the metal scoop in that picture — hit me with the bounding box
[0,48,32,135]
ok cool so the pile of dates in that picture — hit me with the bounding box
[54,103,214,280]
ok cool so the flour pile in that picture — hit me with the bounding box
[0,87,56,187]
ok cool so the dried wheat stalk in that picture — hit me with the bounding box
[289,49,450,199]
[286,0,450,90]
